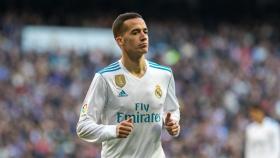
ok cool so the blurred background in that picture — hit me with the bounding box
[1,0,280,158]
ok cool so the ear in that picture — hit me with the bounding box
[115,36,124,47]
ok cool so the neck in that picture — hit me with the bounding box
[121,54,146,77]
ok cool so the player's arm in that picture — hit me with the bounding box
[277,124,280,158]
[76,73,116,143]
[163,73,180,136]
[271,122,280,158]
[244,127,251,158]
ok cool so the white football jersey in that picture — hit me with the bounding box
[77,59,180,158]
[245,117,280,158]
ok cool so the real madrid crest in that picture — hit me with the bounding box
[155,85,162,98]
[115,74,126,88]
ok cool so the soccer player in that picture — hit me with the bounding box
[76,12,180,158]
[245,104,280,158]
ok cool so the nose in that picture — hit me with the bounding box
[140,31,148,41]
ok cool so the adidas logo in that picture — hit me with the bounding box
[118,90,128,97]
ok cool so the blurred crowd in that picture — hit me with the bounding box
[1,12,280,158]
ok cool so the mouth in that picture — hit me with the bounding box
[138,43,148,48]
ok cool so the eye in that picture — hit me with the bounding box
[144,30,148,34]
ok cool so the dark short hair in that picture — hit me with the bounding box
[112,12,143,38]
[249,104,264,111]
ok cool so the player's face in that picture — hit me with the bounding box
[249,109,264,123]
[118,18,149,57]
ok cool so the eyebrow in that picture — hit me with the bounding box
[130,27,148,33]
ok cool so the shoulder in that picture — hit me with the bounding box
[264,117,279,128]
[97,61,121,75]
[148,60,172,74]
[246,122,257,132]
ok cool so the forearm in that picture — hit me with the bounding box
[169,109,180,122]
[76,116,117,143]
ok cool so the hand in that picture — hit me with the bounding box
[164,112,180,136]
[116,117,134,138]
